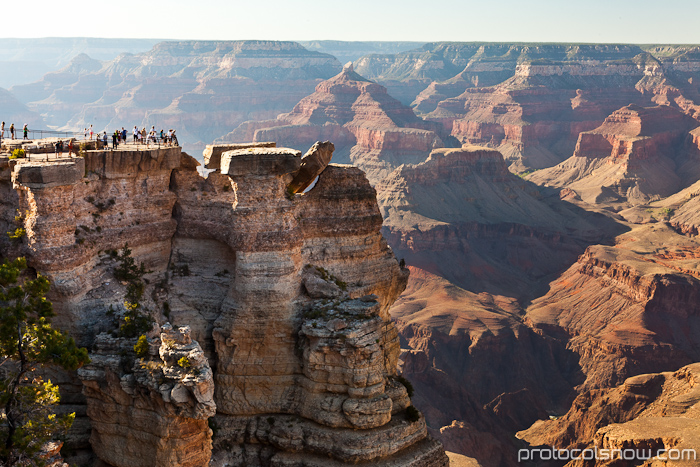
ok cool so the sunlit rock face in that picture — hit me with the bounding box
[1,142,448,467]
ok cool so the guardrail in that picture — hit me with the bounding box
[0,127,179,149]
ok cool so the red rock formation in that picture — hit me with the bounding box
[528,104,699,205]
[220,65,445,183]
[376,145,609,297]
[526,222,700,392]
[519,363,700,467]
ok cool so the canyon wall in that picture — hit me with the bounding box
[0,144,448,467]
[219,64,446,184]
[10,41,343,150]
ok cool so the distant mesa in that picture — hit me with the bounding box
[528,104,700,206]
[220,66,446,183]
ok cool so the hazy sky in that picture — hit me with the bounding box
[5,0,699,44]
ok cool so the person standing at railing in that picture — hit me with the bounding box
[122,127,127,143]
[1,122,4,138]
[133,126,138,143]
[10,123,14,140]
[23,124,28,140]
[68,139,74,157]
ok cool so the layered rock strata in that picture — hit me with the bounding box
[519,363,700,467]
[78,325,215,467]
[376,145,610,297]
[219,64,445,184]
[525,223,700,391]
[1,142,448,466]
[11,41,343,148]
[528,104,700,205]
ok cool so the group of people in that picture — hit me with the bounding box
[130,126,178,146]
[1,122,29,141]
[83,124,179,148]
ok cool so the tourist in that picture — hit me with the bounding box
[122,127,127,143]
[68,139,74,157]
[84,127,88,140]
[89,125,93,140]
[23,124,28,140]
[172,130,178,146]
[160,129,165,143]
[112,131,118,150]
[10,123,14,140]
[1,122,5,138]
[167,129,173,145]
[102,132,107,148]
[133,126,138,142]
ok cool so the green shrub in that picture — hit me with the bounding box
[177,357,191,369]
[8,227,26,241]
[118,301,152,338]
[134,335,149,358]
[396,375,414,397]
[405,405,421,422]
[9,148,25,160]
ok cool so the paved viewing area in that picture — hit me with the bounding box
[1,136,180,163]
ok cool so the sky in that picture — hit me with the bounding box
[3,0,700,44]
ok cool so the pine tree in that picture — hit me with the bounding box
[0,257,89,466]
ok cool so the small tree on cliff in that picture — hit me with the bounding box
[0,257,89,466]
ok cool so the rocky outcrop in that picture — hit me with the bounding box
[203,141,276,170]
[528,104,699,206]
[519,363,700,467]
[78,326,215,467]
[287,140,335,193]
[1,142,448,466]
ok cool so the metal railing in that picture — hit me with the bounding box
[1,127,179,149]
[1,128,81,141]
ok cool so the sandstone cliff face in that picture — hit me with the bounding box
[219,65,445,184]
[526,223,700,392]
[1,143,448,466]
[78,326,215,467]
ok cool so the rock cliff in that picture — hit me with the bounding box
[352,43,700,172]
[526,222,700,392]
[11,41,343,150]
[519,363,700,467]
[219,65,445,183]
[0,142,448,466]
[528,104,699,205]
